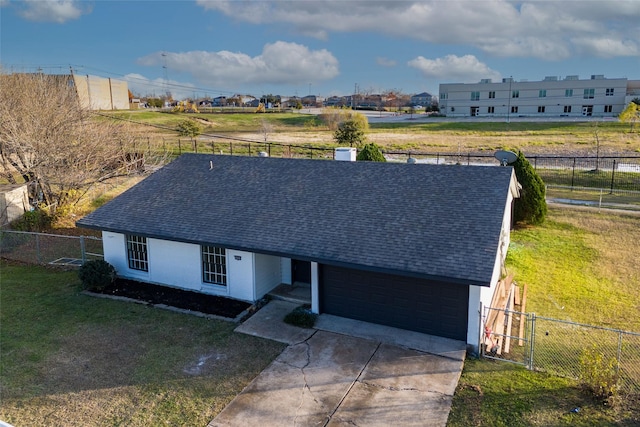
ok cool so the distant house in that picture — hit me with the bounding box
[213,96,227,107]
[411,92,434,107]
[77,153,520,353]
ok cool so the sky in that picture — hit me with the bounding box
[1,0,639,100]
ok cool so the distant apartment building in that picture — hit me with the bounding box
[439,75,638,119]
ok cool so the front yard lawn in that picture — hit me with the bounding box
[0,262,284,426]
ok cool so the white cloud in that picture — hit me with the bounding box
[137,41,339,88]
[197,0,640,60]
[17,0,88,23]
[376,57,397,67]
[408,54,501,83]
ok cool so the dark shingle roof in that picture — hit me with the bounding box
[77,154,516,286]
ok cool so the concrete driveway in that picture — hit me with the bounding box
[210,300,466,426]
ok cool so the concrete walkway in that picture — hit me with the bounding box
[211,300,465,426]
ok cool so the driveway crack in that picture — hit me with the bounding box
[292,332,326,426]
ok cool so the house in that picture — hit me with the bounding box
[76,153,520,353]
[411,92,434,107]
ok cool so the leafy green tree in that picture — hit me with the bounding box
[356,143,386,162]
[619,102,639,131]
[333,119,366,147]
[176,119,202,137]
[512,151,547,225]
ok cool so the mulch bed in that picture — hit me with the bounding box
[90,278,252,319]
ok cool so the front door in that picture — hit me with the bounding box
[292,260,311,284]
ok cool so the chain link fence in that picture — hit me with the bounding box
[0,230,102,266]
[482,307,640,394]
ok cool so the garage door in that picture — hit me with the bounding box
[320,265,469,341]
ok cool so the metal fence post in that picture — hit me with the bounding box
[571,158,576,190]
[80,236,86,264]
[610,159,616,194]
[529,313,536,370]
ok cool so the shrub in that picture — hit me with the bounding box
[356,143,386,162]
[512,150,547,225]
[176,119,202,137]
[334,119,367,147]
[283,305,318,328]
[11,209,53,232]
[579,345,619,404]
[78,259,116,291]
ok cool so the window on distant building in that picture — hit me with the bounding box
[512,90,519,98]
[604,105,613,113]
[583,88,595,99]
[202,245,227,286]
[565,89,573,97]
[488,91,496,99]
[440,93,448,100]
[126,235,148,271]
[511,106,518,113]
[539,90,546,98]
[471,91,480,101]
[538,106,545,113]
[606,88,614,96]
[564,105,572,113]
[488,106,495,114]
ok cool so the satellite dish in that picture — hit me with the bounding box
[494,150,518,166]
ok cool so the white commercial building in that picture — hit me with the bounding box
[439,75,638,119]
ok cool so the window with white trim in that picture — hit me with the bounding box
[538,106,545,113]
[604,105,613,113]
[512,90,519,98]
[487,106,495,113]
[606,88,614,96]
[583,88,595,99]
[564,105,572,113]
[565,89,573,97]
[488,91,496,99]
[202,245,227,286]
[511,106,518,113]
[539,90,546,98]
[126,235,148,271]
[470,91,480,101]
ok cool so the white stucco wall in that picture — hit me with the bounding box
[227,249,255,301]
[148,239,201,291]
[281,258,292,285]
[255,253,283,298]
[101,232,275,302]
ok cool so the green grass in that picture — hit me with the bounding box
[0,262,284,426]
[448,207,640,426]
[506,207,640,329]
[448,359,639,427]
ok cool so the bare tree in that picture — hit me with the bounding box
[0,72,143,214]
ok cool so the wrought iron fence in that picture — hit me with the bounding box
[0,230,102,266]
[482,306,640,393]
